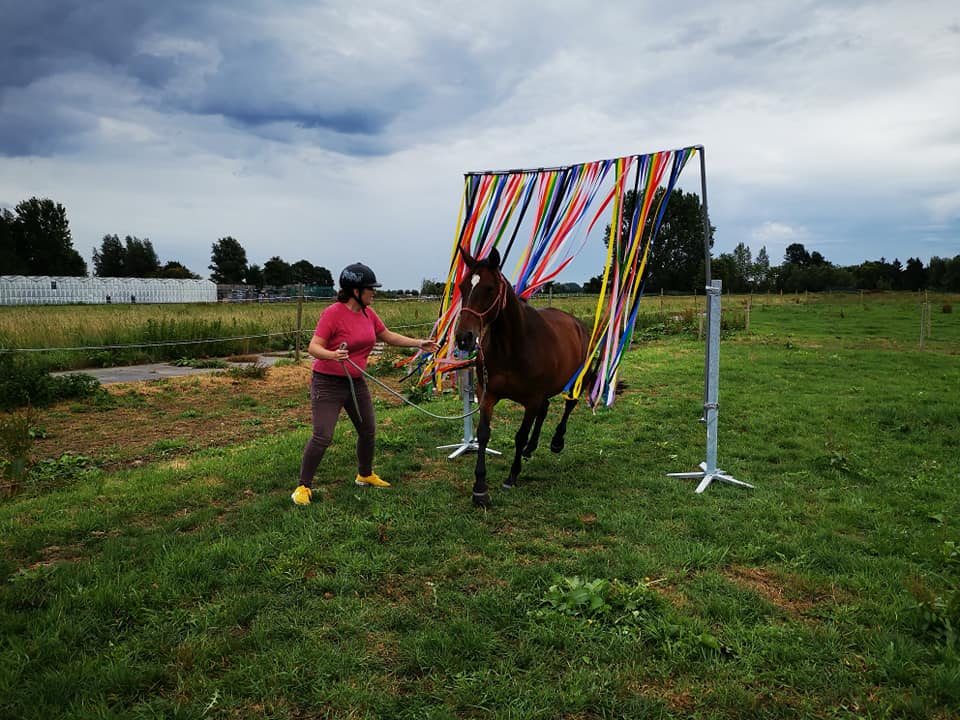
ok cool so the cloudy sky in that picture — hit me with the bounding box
[2,0,958,289]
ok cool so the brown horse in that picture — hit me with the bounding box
[454,247,593,507]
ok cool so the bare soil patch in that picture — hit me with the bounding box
[25,362,410,472]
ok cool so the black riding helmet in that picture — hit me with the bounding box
[339,263,382,290]
[339,263,381,315]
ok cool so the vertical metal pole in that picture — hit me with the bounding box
[698,147,712,419]
[462,368,475,445]
[698,146,712,284]
[702,281,721,485]
[668,278,752,492]
[437,366,501,459]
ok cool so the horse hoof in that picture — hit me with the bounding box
[521,450,533,459]
[550,440,565,453]
[472,492,491,508]
[502,480,515,490]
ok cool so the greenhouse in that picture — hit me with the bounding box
[0,276,218,305]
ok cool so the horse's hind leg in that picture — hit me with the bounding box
[504,406,537,490]
[550,397,579,453]
[522,398,550,458]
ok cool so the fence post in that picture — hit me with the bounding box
[919,303,925,350]
[295,284,304,363]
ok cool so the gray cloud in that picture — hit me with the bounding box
[0,0,957,287]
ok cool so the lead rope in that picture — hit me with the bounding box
[340,353,481,421]
[337,343,365,423]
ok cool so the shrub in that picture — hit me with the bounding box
[0,408,36,496]
[0,354,101,411]
[227,362,269,380]
[172,357,228,369]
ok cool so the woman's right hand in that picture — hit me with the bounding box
[332,345,349,362]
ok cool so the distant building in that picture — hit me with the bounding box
[0,276,217,305]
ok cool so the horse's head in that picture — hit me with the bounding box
[455,246,505,353]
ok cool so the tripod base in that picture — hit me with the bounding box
[667,462,754,494]
[437,439,502,460]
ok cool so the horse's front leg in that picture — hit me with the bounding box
[504,404,538,490]
[472,395,497,508]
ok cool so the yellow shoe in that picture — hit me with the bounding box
[355,472,390,488]
[291,485,313,505]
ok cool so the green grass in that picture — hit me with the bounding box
[0,292,722,372]
[1,295,959,718]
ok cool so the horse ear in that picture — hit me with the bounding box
[488,247,501,270]
[458,243,476,269]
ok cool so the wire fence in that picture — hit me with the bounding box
[0,321,436,355]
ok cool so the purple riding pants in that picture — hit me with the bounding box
[299,371,376,486]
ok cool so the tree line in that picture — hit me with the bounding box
[4,194,958,292]
[577,189,960,293]
[0,196,334,288]
[207,236,333,288]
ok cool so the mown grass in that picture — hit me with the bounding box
[1,294,959,718]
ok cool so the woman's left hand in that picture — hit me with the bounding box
[419,339,440,353]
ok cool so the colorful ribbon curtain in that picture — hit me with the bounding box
[419,147,698,409]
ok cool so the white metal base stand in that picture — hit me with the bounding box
[668,280,753,494]
[437,367,501,459]
[668,461,754,494]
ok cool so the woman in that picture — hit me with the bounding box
[292,262,439,505]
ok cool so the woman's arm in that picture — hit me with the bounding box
[377,329,439,353]
[308,335,349,362]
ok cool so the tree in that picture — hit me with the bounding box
[420,278,445,297]
[926,255,960,291]
[244,264,264,290]
[291,259,316,285]
[784,243,812,267]
[262,256,293,287]
[289,259,334,287]
[642,189,713,292]
[600,188,712,293]
[901,257,926,291]
[7,198,86,275]
[154,261,199,279]
[0,209,20,274]
[209,237,248,283]
[710,253,738,291]
[729,242,753,292]
[93,234,126,276]
[932,255,960,291]
[314,265,334,287]
[752,246,771,290]
[582,274,605,293]
[123,236,160,277]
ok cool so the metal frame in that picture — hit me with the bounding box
[437,367,501,459]
[668,280,753,493]
[665,147,751,493]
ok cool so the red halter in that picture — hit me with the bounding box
[460,271,507,322]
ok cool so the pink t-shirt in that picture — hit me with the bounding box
[311,302,387,378]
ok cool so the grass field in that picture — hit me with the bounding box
[1,292,958,718]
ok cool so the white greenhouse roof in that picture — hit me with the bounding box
[0,276,217,305]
